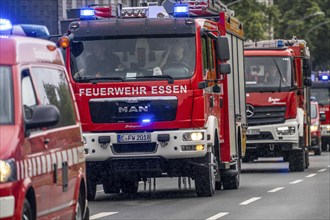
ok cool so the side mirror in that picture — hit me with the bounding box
[320,111,326,122]
[25,105,60,130]
[216,36,230,61]
[219,63,231,74]
[303,58,312,77]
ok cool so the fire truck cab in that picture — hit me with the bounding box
[244,38,311,172]
[59,0,246,200]
[0,19,88,219]
[311,73,330,151]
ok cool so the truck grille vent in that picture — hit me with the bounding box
[246,132,274,140]
[112,142,157,154]
[247,106,286,126]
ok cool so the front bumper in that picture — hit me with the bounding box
[84,129,208,161]
[0,182,21,219]
[246,119,299,148]
[320,124,330,137]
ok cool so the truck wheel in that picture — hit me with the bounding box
[314,147,321,155]
[195,152,215,197]
[87,179,96,201]
[75,190,84,220]
[321,141,328,151]
[22,199,33,220]
[222,168,240,190]
[103,181,120,194]
[289,149,305,172]
[305,148,310,169]
[282,152,290,162]
[121,179,139,194]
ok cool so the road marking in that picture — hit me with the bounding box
[206,212,229,220]
[317,169,327,172]
[306,173,317,178]
[96,190,104,193]
[90,212,118,220]
[290,179,303,184]
[328,165,330,168]
[268,187,284,193]
[239,197,261,205]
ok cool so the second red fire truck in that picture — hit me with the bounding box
[244,38,311,171]
[59,0,247,200]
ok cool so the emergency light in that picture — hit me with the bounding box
[0,18,12,31]
[173,4,189,17]
[142,118,151,123]
[277,40,284,47]
[80,7,95,20]
[320,74,329,81]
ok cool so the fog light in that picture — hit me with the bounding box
[276,126,295,135]
[195,144,204,151]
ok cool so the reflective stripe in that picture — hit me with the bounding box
[36,157,42,175]
[32,158,36,176]
[56,152,62,169]
[67,149,73,166]
[16,161,20,180]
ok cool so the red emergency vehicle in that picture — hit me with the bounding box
[59,0,246,200]
[0,19,88,219]
[309,100,322,155]
[244,38,311,171]
[311,73,330,151]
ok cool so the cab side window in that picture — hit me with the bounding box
[22,70,37,120]
[30,67,76,128]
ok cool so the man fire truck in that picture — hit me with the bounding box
[0,19,88,219]
[58,0,246,200]
[311,72,330,151]
[244,38,311,171]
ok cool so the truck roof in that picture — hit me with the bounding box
[0,36,64,66]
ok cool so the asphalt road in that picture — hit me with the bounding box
[88,152,330,220]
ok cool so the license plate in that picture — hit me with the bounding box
[246,129,260,135]
[118,133,151,143]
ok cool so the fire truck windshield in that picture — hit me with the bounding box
[71,36,195,82]
[244,56,293,92]
[0,66,14,124]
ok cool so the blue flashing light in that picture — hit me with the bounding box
[142,119,151,123]
[173,4,189,17]
[80,7,95,20]
[0,18,12,31]
[277,40,284,47]
[320,74,329,81]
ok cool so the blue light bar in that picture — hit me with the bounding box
[173,4,189,17]
[320,74,329,81]
[277,40,284,47]
[80,7,95,20]
[0,18,12,31]
[142,119,151,123]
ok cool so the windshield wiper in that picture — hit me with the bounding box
[134,75,175,84]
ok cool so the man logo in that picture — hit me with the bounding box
[118,106,149,113]
[246,105,255,118]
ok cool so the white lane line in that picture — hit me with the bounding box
[328,165,330,168]
[239,197,261,205]
[317,169,327,172]
[90,212,118,220]
[206,212,229,220]
[306,173,317,178]
[96,190,104,193]
[268,187,284,193]
[290,179,303,184]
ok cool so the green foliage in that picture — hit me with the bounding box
[223,0,329,70]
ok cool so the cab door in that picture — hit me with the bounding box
[29,65,82,218]
[21,69,51,216]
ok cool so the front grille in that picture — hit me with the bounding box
[247,106,286,126]
[112,142,157,154]
[246,132,274,140]
[89,97,177,123]
[110,158,163,173]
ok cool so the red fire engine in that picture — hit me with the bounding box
[244,38,312,171]
[311,72,330,151]
[59,0,246,200]
[0,19,88,219]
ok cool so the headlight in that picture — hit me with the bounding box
[182,132,204,141]
[0,160,15,183]
[276,126,295,135]
[310,124,319,132]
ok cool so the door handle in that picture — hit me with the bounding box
[43,138,50,144]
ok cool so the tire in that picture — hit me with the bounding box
[75,190,84,220]
[121,179,139,194]
[305,148,310,169]
[222,169,240,190]
[22,199,33,220]
[87,178,96,201]
[195,152,215,197]
[289,149,305,172]
[314,147,321,156]
[282,152,290,162]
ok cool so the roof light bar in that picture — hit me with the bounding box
[80,7,95,20]
[173,4,189,17]
[0,18,12,32]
